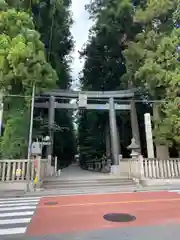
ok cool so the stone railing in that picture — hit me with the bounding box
[143,158,180,179]
[0,157,58,191]
[119,157,180,181]
[0,158,49,182]
[119,158,139,179]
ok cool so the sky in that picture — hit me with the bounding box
[70,0,93,90]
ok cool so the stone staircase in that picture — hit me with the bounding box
[42,177,137,195]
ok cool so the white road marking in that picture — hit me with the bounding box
[0,218,31,225]
[0,211,34,217]
[0,197,40,236]
[0,227,26,235]
[0,199,40,204]
[168,190,180,193]
[0,206,36,211]
[0,202,38,207]
[0,197,41,201]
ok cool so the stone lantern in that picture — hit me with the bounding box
[127,138,140,158]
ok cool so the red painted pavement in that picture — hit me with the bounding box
[26,191,180,236]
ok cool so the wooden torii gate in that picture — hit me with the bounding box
[35,89,140,166]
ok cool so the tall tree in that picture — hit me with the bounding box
[123,0,180,150]
[30,0,76,165]
[78,0,143,163]
[0,5,57,158]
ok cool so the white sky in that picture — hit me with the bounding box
[70,0,93,90]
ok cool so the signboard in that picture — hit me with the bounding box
[31,141,42,155]
[41,141,51,146]
[78,93,87,108]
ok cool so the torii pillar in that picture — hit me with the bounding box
[109,97,120,165]
[130,99,141,153]
[47,96,55,157]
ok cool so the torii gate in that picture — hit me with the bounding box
[35,89,140,166]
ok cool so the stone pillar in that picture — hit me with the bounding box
[117,126,122,156]
[130,100,141,152]
[109,97,119,165]
[47,96,55,157]
[105,123,111,158]
[153,103,169,159]
[144,113,155,158]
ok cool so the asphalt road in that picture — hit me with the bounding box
[2,191,180,240]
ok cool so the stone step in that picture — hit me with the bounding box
[43,178,132,184]
[43,185,136,192]
[43,183,134,189]
[42,179,135,189]
[25,186,137,197]
[43,180,133,185]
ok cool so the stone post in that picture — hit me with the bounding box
[130,100,141,152]
[139,155,145,180]
[105,123,111,159]
[109,97,119,166]
[144,113,155,158]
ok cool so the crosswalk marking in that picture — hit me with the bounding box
[0,197,41,201]
[0,211,34,217]
[0,196,40,236]
[0,205,37,211]
[0,199,40,204]
[0,227,26,235]
[0,218,31,225]
[168,190,180,193]
[0,202,38,207]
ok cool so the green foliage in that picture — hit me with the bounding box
[123,0,180,145]
[0,9,57,96]
[29,0,76,165]
[0,102,29,159]
[0,6,57,159]
[78,0,142,162]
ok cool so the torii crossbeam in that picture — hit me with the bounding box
[34,89,140,167]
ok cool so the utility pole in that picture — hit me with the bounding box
[27,84,35,159]
[27,84,35,191]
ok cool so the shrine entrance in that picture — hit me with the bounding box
[35,89,140,169]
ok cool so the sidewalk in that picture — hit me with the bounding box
[13,184,180,198]
[0,190,25,198]
[0,184,180,198]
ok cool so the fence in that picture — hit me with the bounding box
[119,158,139,179]
[1,157,180,184]
[119,157,180,180]
[143,158,180,179]
[0,157,58,183]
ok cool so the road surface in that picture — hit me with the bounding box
[2,190,180,239]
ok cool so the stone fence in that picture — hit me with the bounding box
[0,157,58,191]
[119,157,180,185]
[1,157,180,190]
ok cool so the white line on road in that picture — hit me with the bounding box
[0,218,31,225]
[168,190,180,192]
[0,206,36,211]
[0,199,40,204]
[0,197,41,202]
[0,227,26,235]
[0,202,38,207]
[0,211,34,217]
